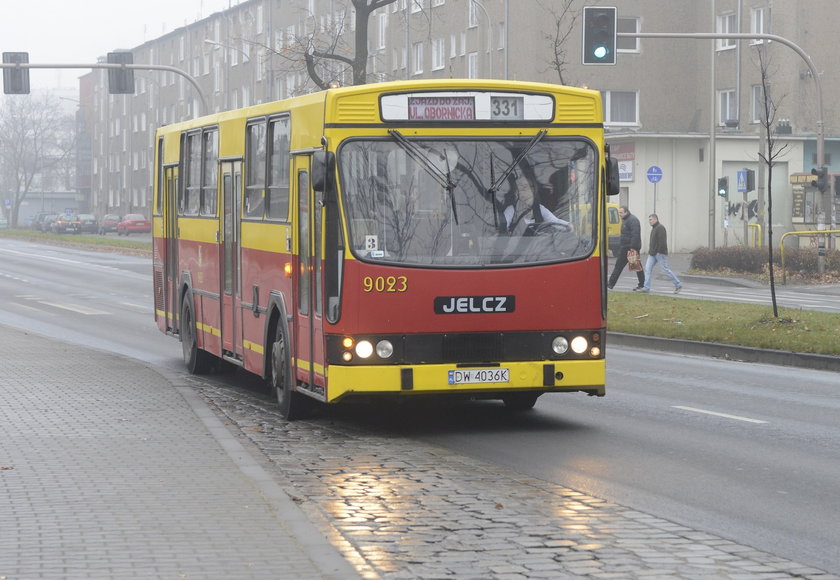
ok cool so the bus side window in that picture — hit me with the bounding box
[245,120,267,219]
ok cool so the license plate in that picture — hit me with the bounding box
[448,368,510,385]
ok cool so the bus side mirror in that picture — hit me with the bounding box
[606,157,620,196]
[312,150,335,195]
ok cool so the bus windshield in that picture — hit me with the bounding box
[338,137,597,267]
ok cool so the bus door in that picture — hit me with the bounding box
[220,160,243,360]
[293,156,326,393]
[163,165,179,334]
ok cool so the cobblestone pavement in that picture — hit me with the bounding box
[191,379,839,580]
[0,326,357,580]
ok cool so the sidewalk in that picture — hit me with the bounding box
[650,252,840,295]
[0,325,360,580]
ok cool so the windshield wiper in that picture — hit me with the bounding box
[389,129,459,224]
[485,129,547,200]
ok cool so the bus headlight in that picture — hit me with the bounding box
[355,340,374,359]
[551,336,569,354]
[376,340,394,359]
[570,336,589,354]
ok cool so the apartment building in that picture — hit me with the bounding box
[82,0,839,251]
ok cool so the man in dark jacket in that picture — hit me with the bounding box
[607,206,645,290]
[638,214,682,293]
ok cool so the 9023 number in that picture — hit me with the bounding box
[363,275,408,293]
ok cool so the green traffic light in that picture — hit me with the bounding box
[593,46,608,59]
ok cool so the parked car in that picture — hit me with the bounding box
[116,214,151,235]
[34,213,58,232]
[98,214,121,235]
[52,214,81,234]
[77,214,98,234]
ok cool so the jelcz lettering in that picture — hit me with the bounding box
[434,295,515,314]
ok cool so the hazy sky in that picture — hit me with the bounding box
[1,0,238,90]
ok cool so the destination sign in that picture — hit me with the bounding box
[408,96,475,121]
[381,91,554,122]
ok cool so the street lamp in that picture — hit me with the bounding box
[470,0,493,78]
[204,38,253,111]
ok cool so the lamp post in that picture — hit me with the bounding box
[470,0,493,78]
[204,39,254,111]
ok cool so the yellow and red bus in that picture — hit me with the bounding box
[152,79,620,419]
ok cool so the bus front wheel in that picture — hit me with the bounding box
[502,393,541,411]
[270,326,312,420]
[181,297,213,374]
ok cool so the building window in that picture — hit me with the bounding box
[412,42,424,74]
[617,17,639,52]
[378,13,387,49]
[411,0,423,13]
[601,91,638,126]
[751,6,770,42]
[497,21,505,50]
[719,89,737,125]
[433,0,444,5]
[717,13,737,50]
[467,51,478,78]
[432,37,445,70]
[468,1,478,28]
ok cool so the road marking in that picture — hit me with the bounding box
[38,301,110,315]
[672,406,767,424]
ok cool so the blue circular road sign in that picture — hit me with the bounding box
[647,165,663,184]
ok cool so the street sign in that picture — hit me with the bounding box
[646,165,663,184]
[737,170,747,193]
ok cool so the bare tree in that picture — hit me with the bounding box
[537,0,580,85]
[259,0,399,92]
[0,94,75,227]
[753,45,790,318]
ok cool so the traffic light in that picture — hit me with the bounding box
[811,166,828,193]
[582,6,617,65]
[2,52,30,95]
[717,176,729,198]
[107,52,135,95]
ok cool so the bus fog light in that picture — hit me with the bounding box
[341,351,353,362]
[355,340,374,358]
[376,340,394,359]
[551,336,569,354]
[590,346,601,357]
[570,336,589,354]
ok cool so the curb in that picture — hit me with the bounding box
[609,332,840,373]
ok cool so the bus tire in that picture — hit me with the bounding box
[181,296,213,374]
[502,393,541,411]
[270,325,312,420]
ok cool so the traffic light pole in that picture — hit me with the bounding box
[0,61,207,117]
[618,31,827,256]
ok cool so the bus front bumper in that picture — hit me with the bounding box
[325,359,605,402]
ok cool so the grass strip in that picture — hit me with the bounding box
[608,292,840,356]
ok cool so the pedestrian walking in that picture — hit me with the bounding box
[607,206,645,290]
[638,214,682,293]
